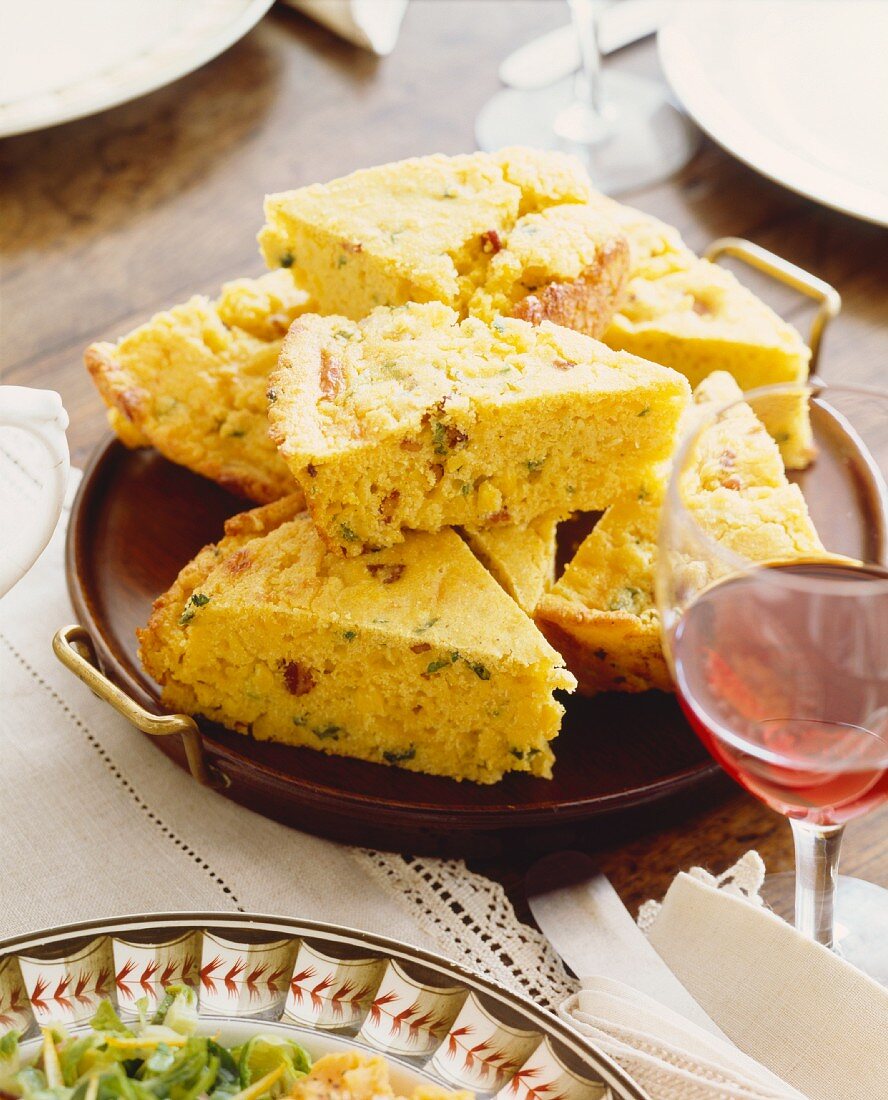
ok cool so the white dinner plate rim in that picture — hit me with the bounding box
[657,3,888,228]
[0,0,276,140]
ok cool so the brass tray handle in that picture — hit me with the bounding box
[704,237,842,372]
[53,625,227,789]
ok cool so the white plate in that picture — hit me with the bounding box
[658,0,888,226]
[0,0,275,139]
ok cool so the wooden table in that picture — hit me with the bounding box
[2,1,886,918]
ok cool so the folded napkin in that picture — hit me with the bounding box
[559,859,888,1100]
[283,0,408,55]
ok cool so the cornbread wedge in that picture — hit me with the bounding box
[590,195,813,467]
[267,303,690,555]
[139,496,575,784]
[461,511,559,615]
[85,270,310,502]
[604,258,813,467]
[535,372,824,694]
[293,1053,472,1100]
[259,147,629,339]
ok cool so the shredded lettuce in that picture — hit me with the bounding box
[153,987,198,1038]
[89,1003,131,1038]
[0,1029,21,1088]
[0,990,310,1100]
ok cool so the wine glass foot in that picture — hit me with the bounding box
[475,70,699,195]
[761,872,888,985]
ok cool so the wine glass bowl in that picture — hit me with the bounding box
[671,560,888,826]
[656,382,888,977]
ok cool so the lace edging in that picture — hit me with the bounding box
[351,850,578,1011]
[638,850,766,932]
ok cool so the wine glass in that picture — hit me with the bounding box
[475,0,698,193]
[656,381,888,982]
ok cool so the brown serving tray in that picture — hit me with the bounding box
[62,440,724,854]
[61,392,882,856]
[59,242,871,857]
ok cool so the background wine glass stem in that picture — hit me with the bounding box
[568,0,605,125]
[790,819,844,949]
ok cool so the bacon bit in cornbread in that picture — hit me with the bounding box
[367,563,406,584]
[225,548,252,575]
[319,350,346,397]
[487,508,511,525]
[379,489,400,520]
[281,660,316,695]
[445,423,468,449]
[481,229,503,254]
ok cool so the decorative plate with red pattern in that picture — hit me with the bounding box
[0,914,644,1100]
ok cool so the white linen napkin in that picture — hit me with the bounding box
[559,865,888,1100]
[283,0,408,55]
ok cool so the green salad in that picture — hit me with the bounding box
[0,987,311,1100]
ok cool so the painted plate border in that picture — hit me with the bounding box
[0,912,647,1100]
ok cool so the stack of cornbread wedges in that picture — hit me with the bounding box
[86,148,823,785]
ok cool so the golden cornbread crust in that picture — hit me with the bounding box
[259,147,630,339]
[268,302,690,556]
[536,372,824,695]
[512,236,630,339]
[535,611,671,695]
[85,271,310,503]
[139,496,575,784]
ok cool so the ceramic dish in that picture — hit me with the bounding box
[0,913,644,1100]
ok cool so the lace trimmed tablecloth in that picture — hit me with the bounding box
[0,428,576,1012]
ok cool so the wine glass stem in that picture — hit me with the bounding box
[790,819,844,948]
[568,0,604,117]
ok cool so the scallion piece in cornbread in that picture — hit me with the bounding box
[259,147,629,339]
[267,302,690,555]
[138,496,575,784]
[535,372,824,694]
[85,270,310,502]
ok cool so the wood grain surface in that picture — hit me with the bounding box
[2,0,886,921]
